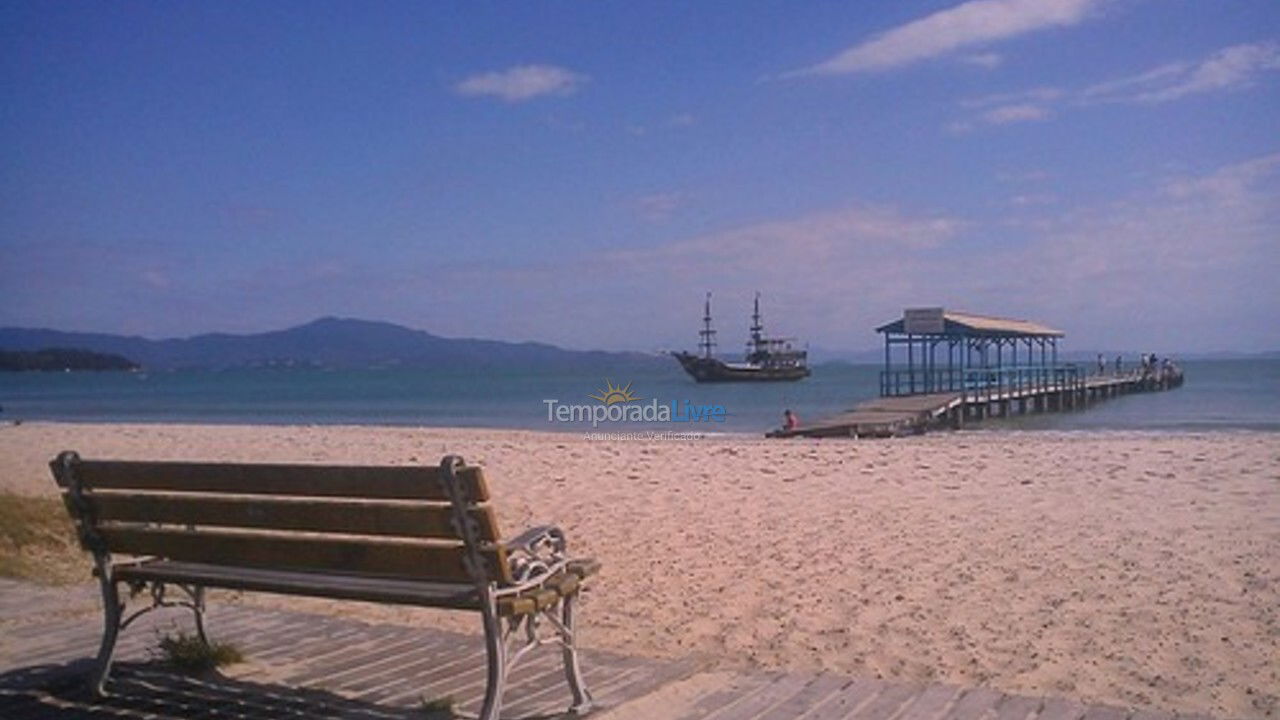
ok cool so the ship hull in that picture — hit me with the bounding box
[672,352,810,383]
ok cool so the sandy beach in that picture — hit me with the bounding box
[1,421,1276,718]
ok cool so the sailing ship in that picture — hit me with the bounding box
[672,293,810,382]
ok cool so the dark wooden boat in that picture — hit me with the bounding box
[673,293,809,383]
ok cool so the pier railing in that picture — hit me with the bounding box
[880,368,962,396]
[879,364,1085,399]
[960,364,1084,405]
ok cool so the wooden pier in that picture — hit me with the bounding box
[772,308,1184,439]
[775,369,1183,439]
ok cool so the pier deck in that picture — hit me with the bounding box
[774,370,1183,439]
[775,392,964,438]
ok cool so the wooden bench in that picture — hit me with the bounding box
[51,451,600,720]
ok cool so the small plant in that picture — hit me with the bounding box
[155,630,244,673]
[420,694,456,718]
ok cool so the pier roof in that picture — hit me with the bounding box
[877,309,1064,338]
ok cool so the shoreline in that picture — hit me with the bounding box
[2,421,1277,718]
[4,416,1280,437]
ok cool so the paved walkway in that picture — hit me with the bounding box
[0,579,1198,720]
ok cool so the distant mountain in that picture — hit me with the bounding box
[0,318,671,371]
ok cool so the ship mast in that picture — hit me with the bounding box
[750,291,764,352]
[699,292,717,359]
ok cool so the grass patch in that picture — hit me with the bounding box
[420,694,456,718]
[0,493,85,583]
[155,630,244,673]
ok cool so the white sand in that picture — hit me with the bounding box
[2,422,1276,718]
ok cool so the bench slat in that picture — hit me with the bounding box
[88,494,501,541]
[97,527,511,583]
[57,460,490,502]
[113,560,578,617]
[113,561,484,609]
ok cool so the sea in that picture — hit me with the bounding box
[1,360,1278,434]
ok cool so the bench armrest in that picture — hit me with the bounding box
[503,525,566,556]
[502,525,569,586]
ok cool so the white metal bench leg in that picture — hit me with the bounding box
[478,586,507,720]
[561,592,593,715]
[90,577,123,697]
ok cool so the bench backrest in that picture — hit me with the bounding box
[51,452,512,585]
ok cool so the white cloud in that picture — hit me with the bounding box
[982,103,1051,124]
[626,114,696,137]
[788,0,1103,76]
[997,169,1052,183]
[1168,42,1280,97]
[1163,152,1280,205]
[952,41,1280,131]
[962,52,1004,69]
[455,64,587,103]
[582,154,1279,350]
[962,86,1065,108]
[1078,63,1187,102]
[950,92,1057,130]
[1009,192,1057,206]
[1084,41,1280,104]
[597,206,966,319]
[634,192,688,222]
[999,153,1280,341]
[335,154,1279,352]
[684,206,960,255]
[141,269,171,289]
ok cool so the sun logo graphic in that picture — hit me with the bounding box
[588,380,641,405]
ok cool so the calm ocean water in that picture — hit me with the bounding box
[1,359,1277,433]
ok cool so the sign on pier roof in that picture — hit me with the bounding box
[903,307,945,334]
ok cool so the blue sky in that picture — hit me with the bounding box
[3,0,1278,354]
